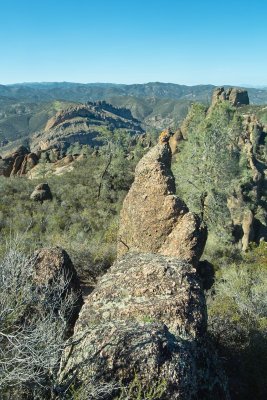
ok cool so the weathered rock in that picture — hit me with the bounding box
[0,146,39,177]
[241,210,254,251]
[211,87,249,108]
[243,114,264,149]
[31,102,144,153]
[226,110,267,249]
[117,133,207,266]
[54,154,74,167]
[228,87,250,107]
[33,246,83,334]
[33,247,80,287]
[10,154,25,176]
[169,128,184,154]
[19,152,39,175]
[59,253,228,399]
[0,156,15,177]
[227,192,256,250]
[30,182,53,202]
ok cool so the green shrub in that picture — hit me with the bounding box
[207,242,267,399]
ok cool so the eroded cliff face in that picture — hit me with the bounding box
[117,131,207,265]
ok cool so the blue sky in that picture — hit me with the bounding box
[1,0,266,85]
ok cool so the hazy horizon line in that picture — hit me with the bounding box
[1,81,267,89]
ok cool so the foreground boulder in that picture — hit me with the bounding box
[117,131,207,266]
[59,253,228,399]
[33,247,81,288]
[33,247,83,334]
[30,182,53,202]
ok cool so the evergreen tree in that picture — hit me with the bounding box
[173,101,244,239]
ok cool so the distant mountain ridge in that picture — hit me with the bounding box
[1,82,267,154]
[1,82,267,104]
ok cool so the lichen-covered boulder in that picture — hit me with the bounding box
[117,133,207,266]
[59,253,229,399]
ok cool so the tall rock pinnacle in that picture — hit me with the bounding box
[117,131,207,266]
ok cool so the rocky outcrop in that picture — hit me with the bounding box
[243,114,264,149]
[19,152,39,175]
[227,189,264,251]
[169,128,184,154]
[33,247,83,335]
[181,87,267,250]
[31,102,144,153]
[211,87,249,107]
[241,210,255,251]
[45,101,136,132]
[9,146,29,176]
[117,131,207,266]
[59,253,228,399]
[0,146,39,177]
[30,182,53,202]
[226,109,267,249]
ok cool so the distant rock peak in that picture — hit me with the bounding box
[211,86,249,107]
[45,102,138,132]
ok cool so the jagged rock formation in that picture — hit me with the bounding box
[30,102,144,153]
[117,131,207,266]
[227,187,266,251]
[19,152,39,175]
[211,87,249,107]
[59,253,228,399]
[227,104,266,249]
[180,87,266,250]
[0,146,39,177]
[30,182,53,202]
[33,247,83,335]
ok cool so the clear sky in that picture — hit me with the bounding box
[1,0,266,86]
